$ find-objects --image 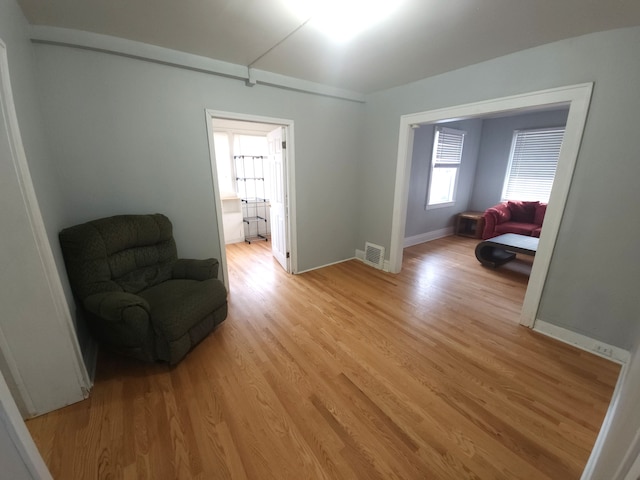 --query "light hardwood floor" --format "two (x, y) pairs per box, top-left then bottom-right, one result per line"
(26, 236), (620, 479)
